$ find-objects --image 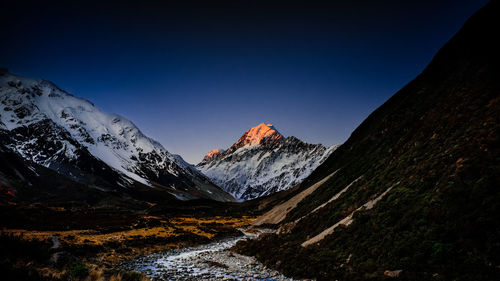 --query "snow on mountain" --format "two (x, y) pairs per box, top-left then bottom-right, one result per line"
(0, 71), (234, 202)
(233, 123), (282, 148)
(196, 123), (337, 200)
